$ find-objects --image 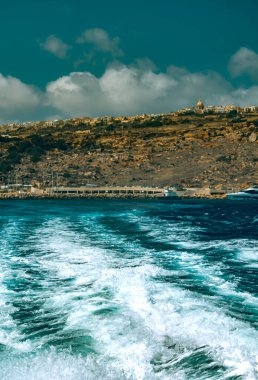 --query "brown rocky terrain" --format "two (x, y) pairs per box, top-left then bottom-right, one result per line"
(0, 112), (257, 191)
